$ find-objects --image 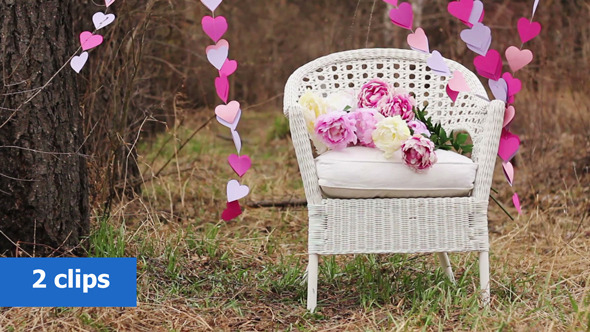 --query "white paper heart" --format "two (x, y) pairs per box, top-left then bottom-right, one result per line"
(105, 0), (116, 7)
(93, 12), (116, 30)
(226, 179), (249, 202)
(206, 42), (229, 70)
(201, 0), (222, 12)
(231, 129), (242, 154)
(70, 52), (89, 73)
